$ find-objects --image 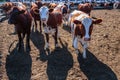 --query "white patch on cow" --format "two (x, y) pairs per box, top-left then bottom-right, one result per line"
(17, 2), (25, 10)
(39, 6), (49, 22)
(75, 14), (92, 39)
